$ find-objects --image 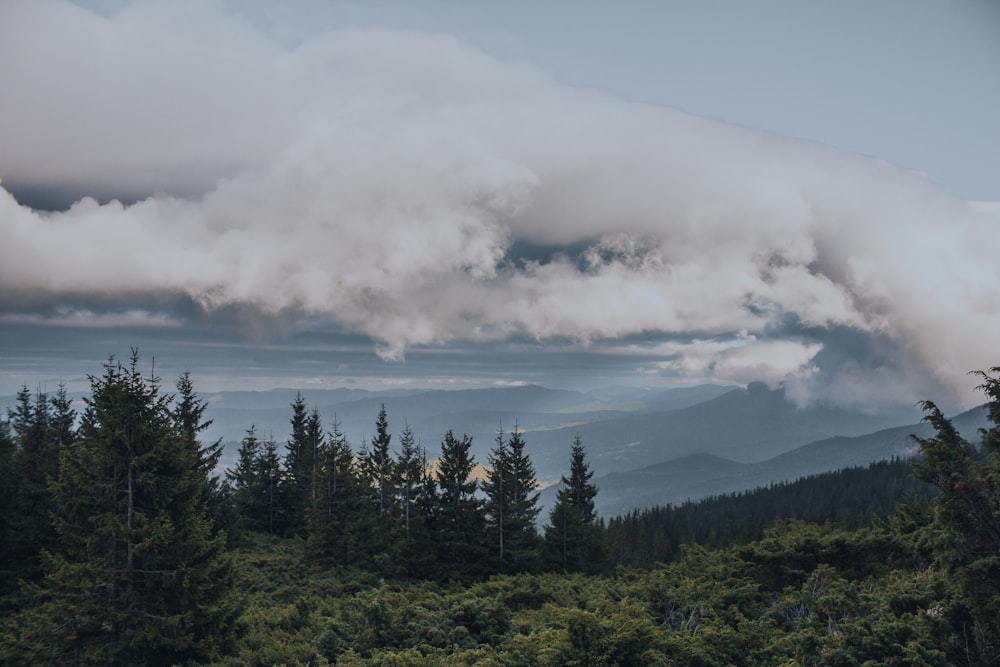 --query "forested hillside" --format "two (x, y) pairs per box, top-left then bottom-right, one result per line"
(1, 354), (998, 665)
